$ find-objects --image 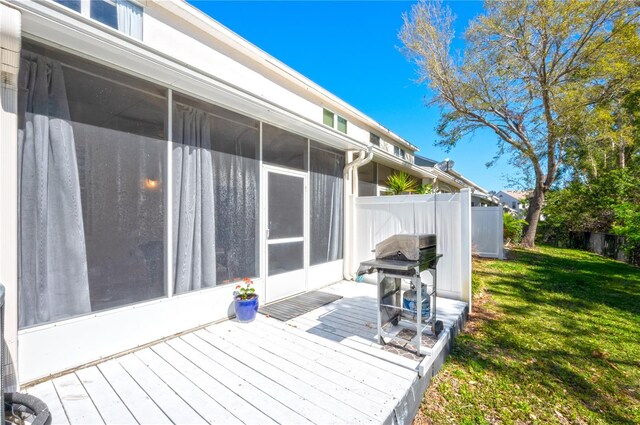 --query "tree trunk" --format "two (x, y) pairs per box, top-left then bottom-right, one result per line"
(522, 184), (546, 248)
